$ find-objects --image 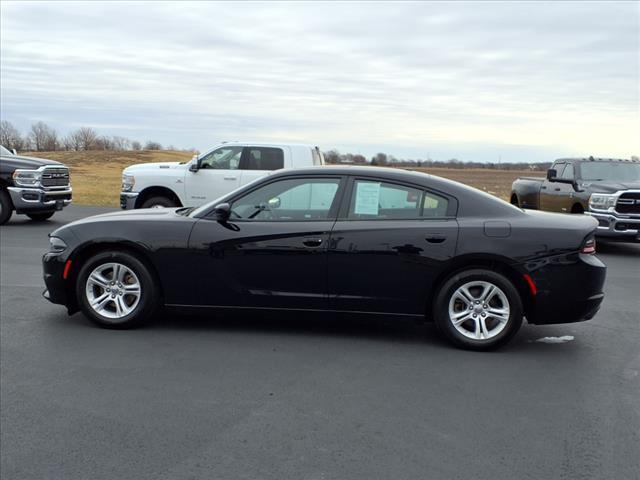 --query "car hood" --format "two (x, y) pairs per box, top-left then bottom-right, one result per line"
(123, 162), (185, 173)
(580, 180), (640, 193)
(0, 153), (64, 169)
